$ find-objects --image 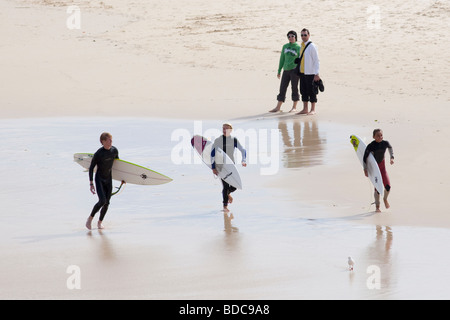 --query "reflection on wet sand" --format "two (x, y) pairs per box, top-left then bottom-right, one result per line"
(222, 212), (241, 257)
(366, 225), (393, 292)
(87, 230), (116, 261)
(223, 212), (238, 233)
(278, 118), (326, 168)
